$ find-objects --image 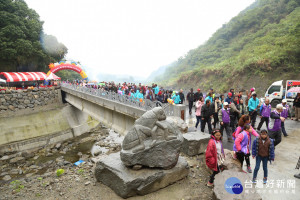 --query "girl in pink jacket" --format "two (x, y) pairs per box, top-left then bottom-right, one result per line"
(232, 115), (259, 173)
(195, 97), (204, 131)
